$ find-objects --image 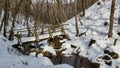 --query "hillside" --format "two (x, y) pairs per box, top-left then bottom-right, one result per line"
(0, 0), (120, 68)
